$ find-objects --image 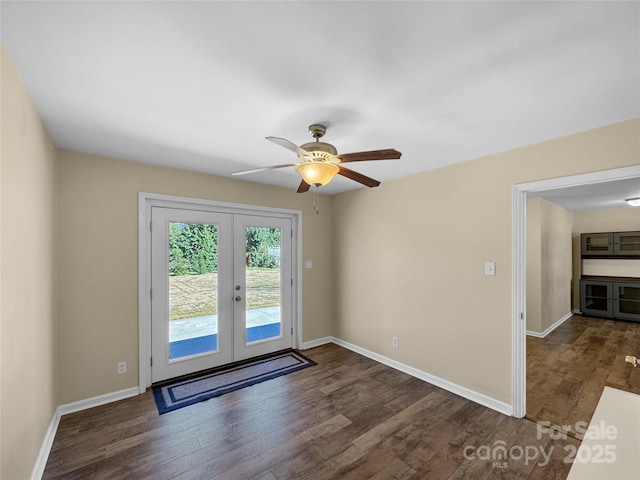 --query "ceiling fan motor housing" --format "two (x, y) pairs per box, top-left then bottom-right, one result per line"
(302, 124), (338, 157)
(300, 141), (338, 156)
